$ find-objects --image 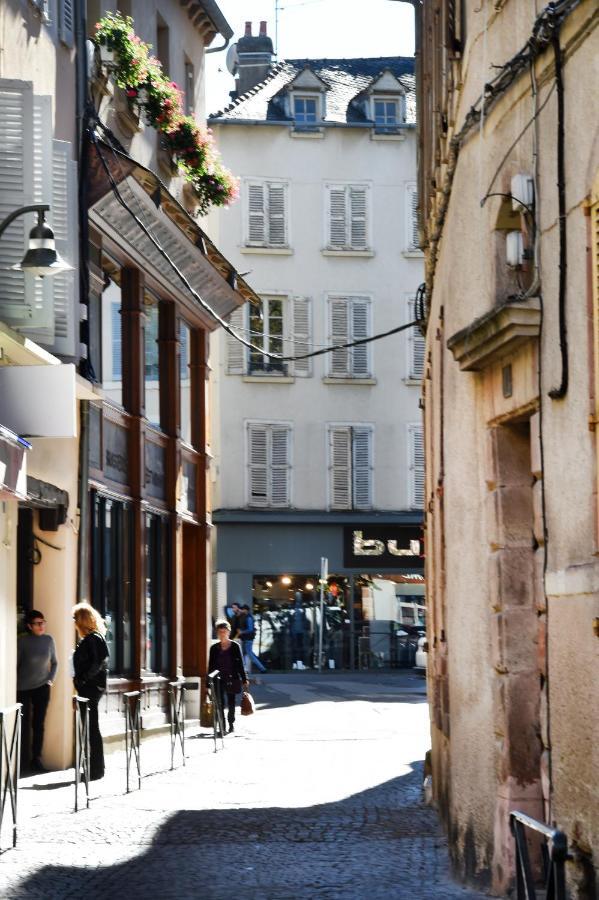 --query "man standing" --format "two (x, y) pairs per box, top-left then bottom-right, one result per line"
(239, 604), (267, 674)
(17, 610), (58, 773)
